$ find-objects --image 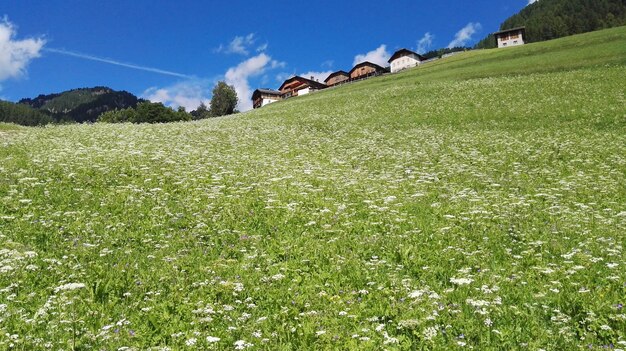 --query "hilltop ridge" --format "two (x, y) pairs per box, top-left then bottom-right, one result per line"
(475, 0), (626, 48)
(16, 87), (143, 123)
